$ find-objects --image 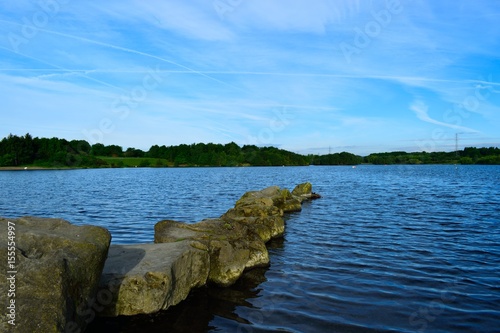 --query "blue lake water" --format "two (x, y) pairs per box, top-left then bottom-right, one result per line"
(1, 165), (499, 332)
